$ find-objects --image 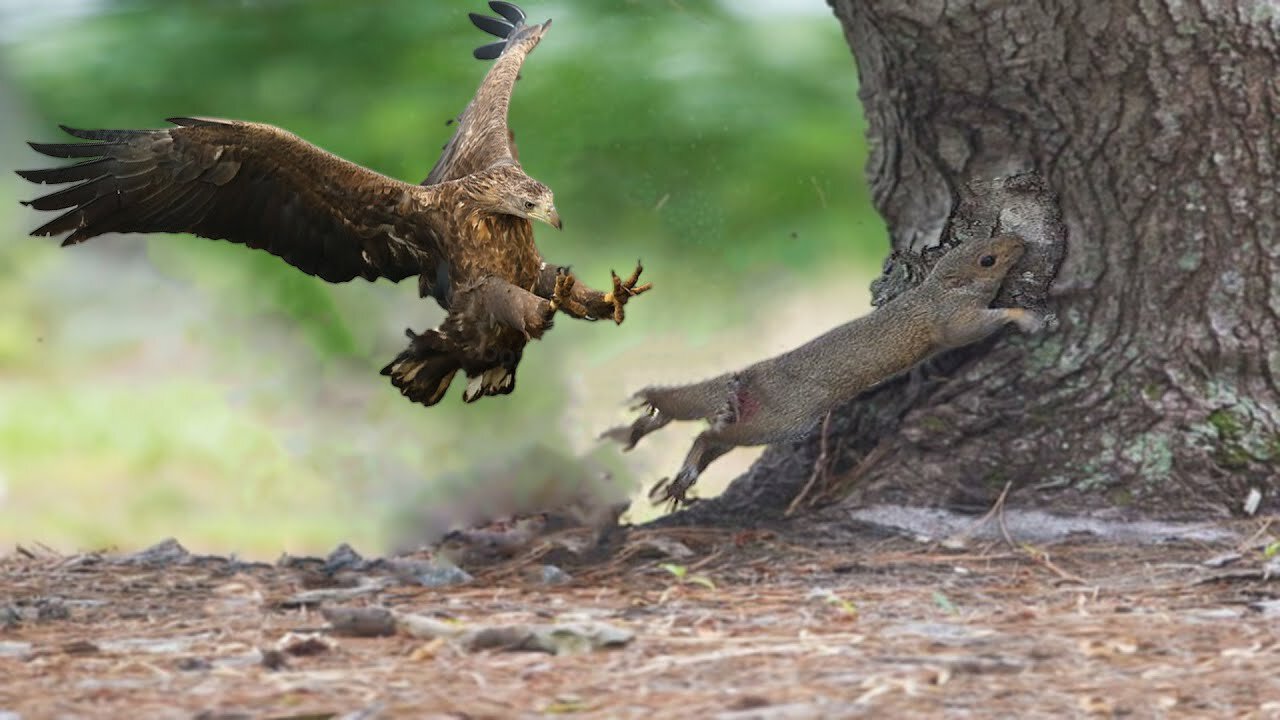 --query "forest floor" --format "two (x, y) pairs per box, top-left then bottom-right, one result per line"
(2, 514), (1279, 720)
